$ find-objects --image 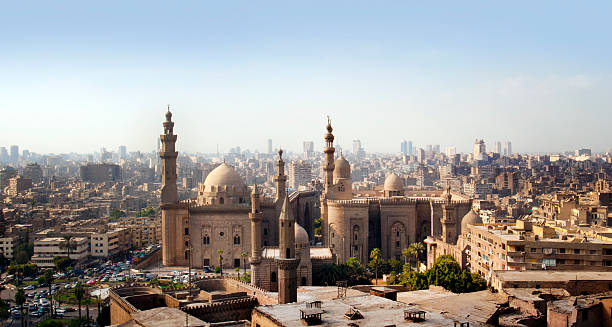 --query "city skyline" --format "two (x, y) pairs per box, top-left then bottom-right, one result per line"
(2, 2), (612, 154)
